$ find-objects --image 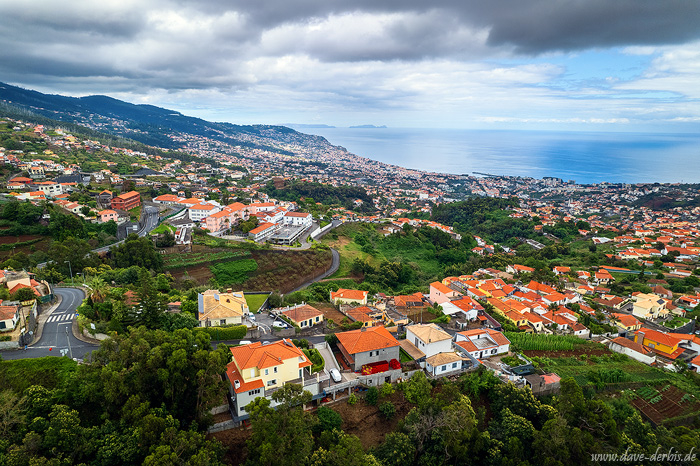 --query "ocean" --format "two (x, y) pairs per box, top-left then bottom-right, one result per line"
(306, 127), (700, 184)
